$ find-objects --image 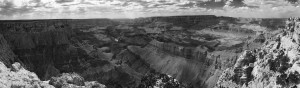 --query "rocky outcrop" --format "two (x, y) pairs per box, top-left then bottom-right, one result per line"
(138, 70), (183, 88)
(0, 61), (107, 88)
(0, 62), (55, 88)
(216, 18), (300, 88)
(49, 73), (106, 88)
(49, 73), (85, 87)
(0, 33), (56, 87)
